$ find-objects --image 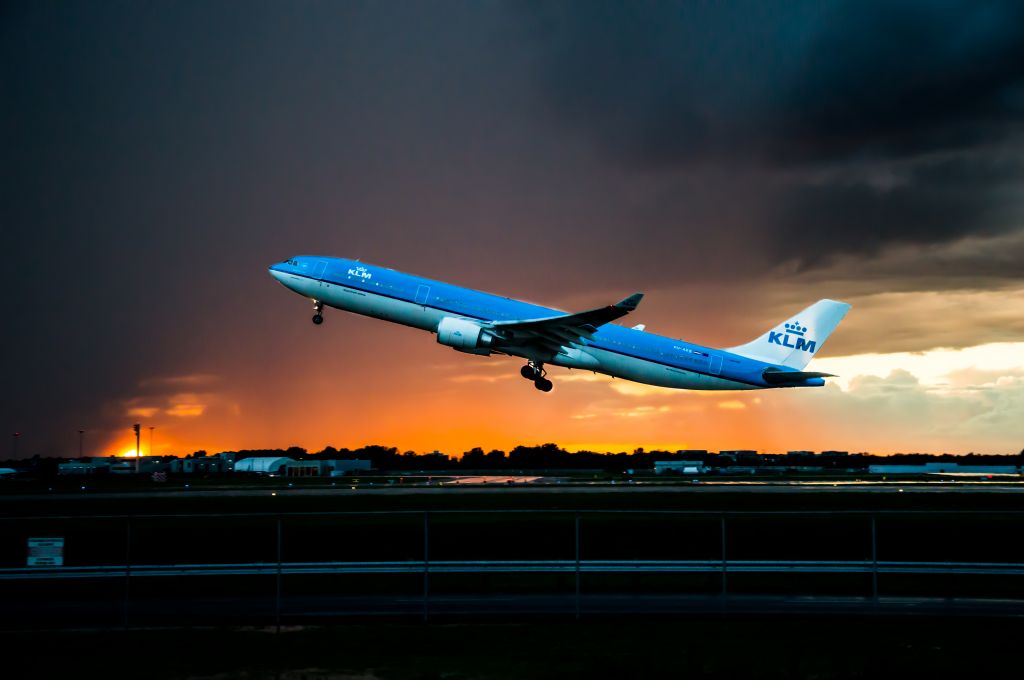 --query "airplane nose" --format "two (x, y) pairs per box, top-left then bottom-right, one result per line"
(268, 263), (288, 283)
